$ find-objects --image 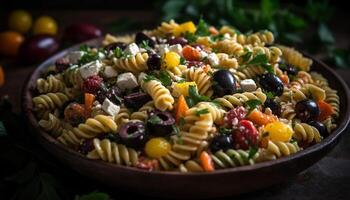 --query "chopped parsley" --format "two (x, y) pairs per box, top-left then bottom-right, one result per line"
(180, 57), (186, 65)
(188, 85), (211, 106)
(195, 17), (210, 36)
(139, 40), (151, 50)
(248, 146), (259, 159)
(219, 127), (232, 135)
(265, 91), (275, 99)
(195, 108), (209, 116)
(178, 117), (186, 127)
(184, 32), (198, 43)
(148, 115), (162, 124)
(245, 99), (262, 112)
(247, 53), (269, 65)
(143, 75), (157, 82)
(158, 70), (172, 87)
(210, 34), (225, 42)
(172, 124), (180, 137)
(114, 47), (125, 58)
(242, 48), (253, 62)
